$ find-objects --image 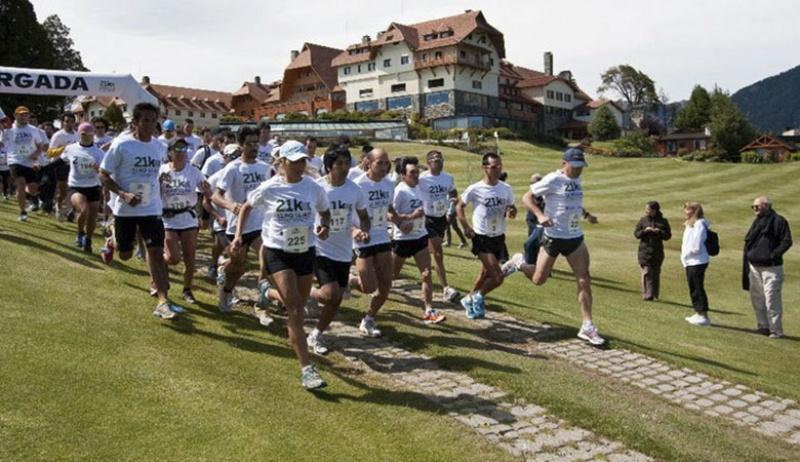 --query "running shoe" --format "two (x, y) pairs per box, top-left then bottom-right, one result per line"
(472, 293), (486, 319)
(501, 253), (525, 277)
(577, 323), (606, 346)
(28, 201), (40, 212)
(423, 309), (447, 325)
(169, 303), (186, 314)
(685, 313), (710, 327)
(359, 316), (382, 338)
(301, 365), (327, 390)
(218, 286), (234, 313)
(257, 279), (271, 308)
(255, 309), (274, 327)
(75, 234), (85, 247)
(216, 265), (226, 287)
(55, 205), (65, 222)
(307, 331), (330, 355)
(100, 241), (114, 264)
(18, 212), (28, 222)
(443, 240), (451, 247)
(443, 286), (461, 303)
(461, 295), (477, 319)
(458, 242), (466, 249)
(82, 238), (92, 254)
(207, 265), (217, 281)
(152, 302), (176, 320)
(182, 289), (197, 304)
